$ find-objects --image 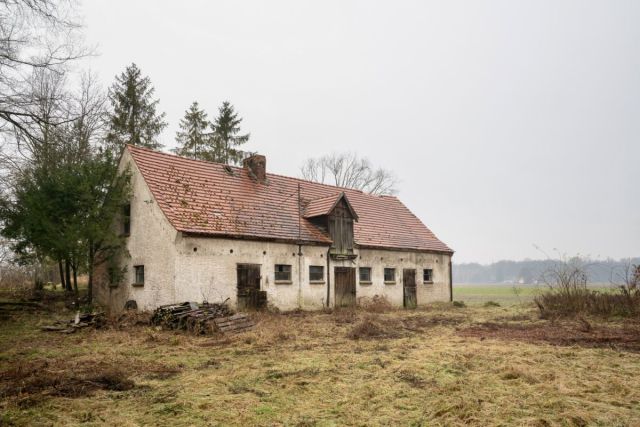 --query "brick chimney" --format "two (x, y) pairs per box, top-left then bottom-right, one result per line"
(243, 154), (267, 183)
